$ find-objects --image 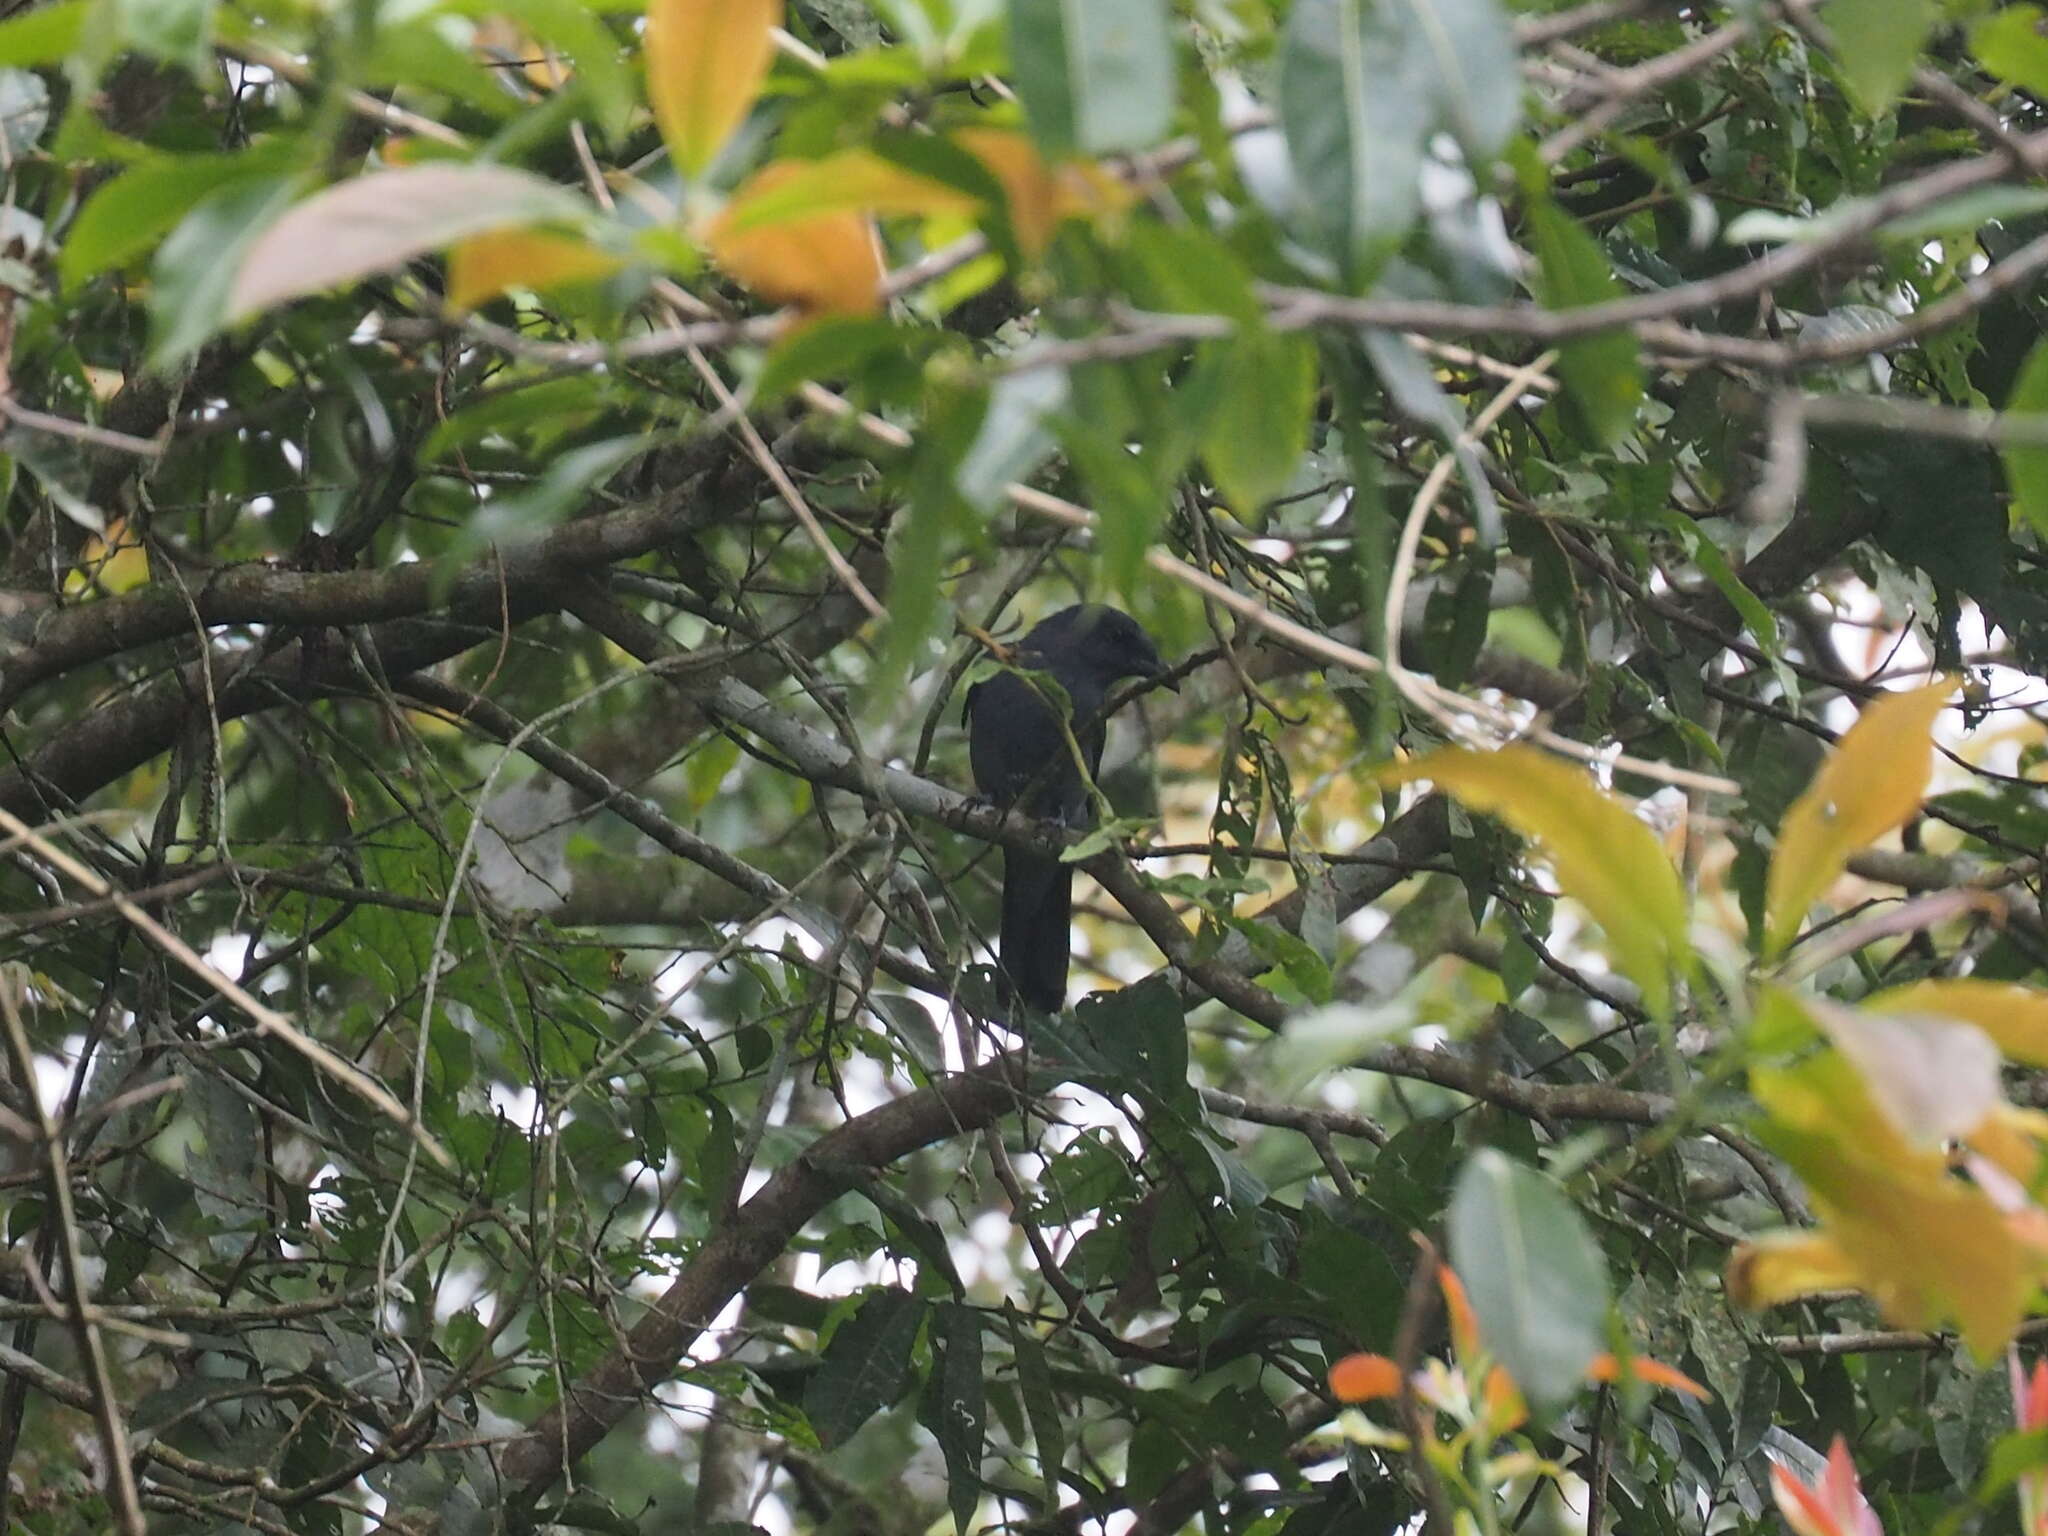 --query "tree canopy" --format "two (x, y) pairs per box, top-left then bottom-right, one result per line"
(6, 0), (2048, 1532)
